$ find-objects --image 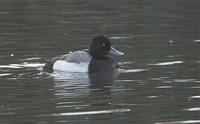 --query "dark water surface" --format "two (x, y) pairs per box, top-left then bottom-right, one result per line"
(0, 0), (200, 124)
